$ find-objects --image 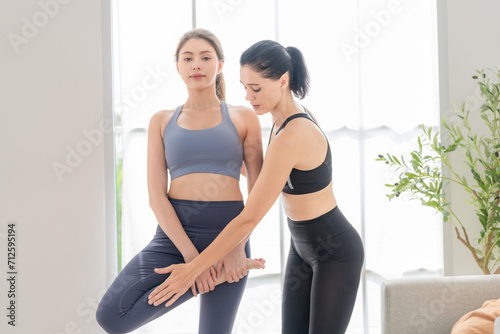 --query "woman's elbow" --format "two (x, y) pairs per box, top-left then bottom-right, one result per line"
(148, 194), (165, 211)
(243, 216), (260, 231)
